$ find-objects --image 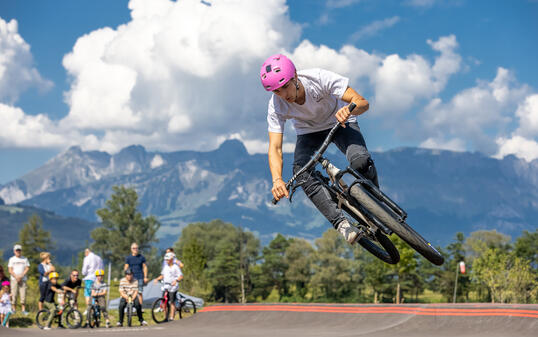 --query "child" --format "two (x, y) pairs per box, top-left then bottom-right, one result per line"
(0, 281), (11, 327)
(42, 272), (64, 330)
(154, 253), (183, 321)
(90, 269), (110, 328)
